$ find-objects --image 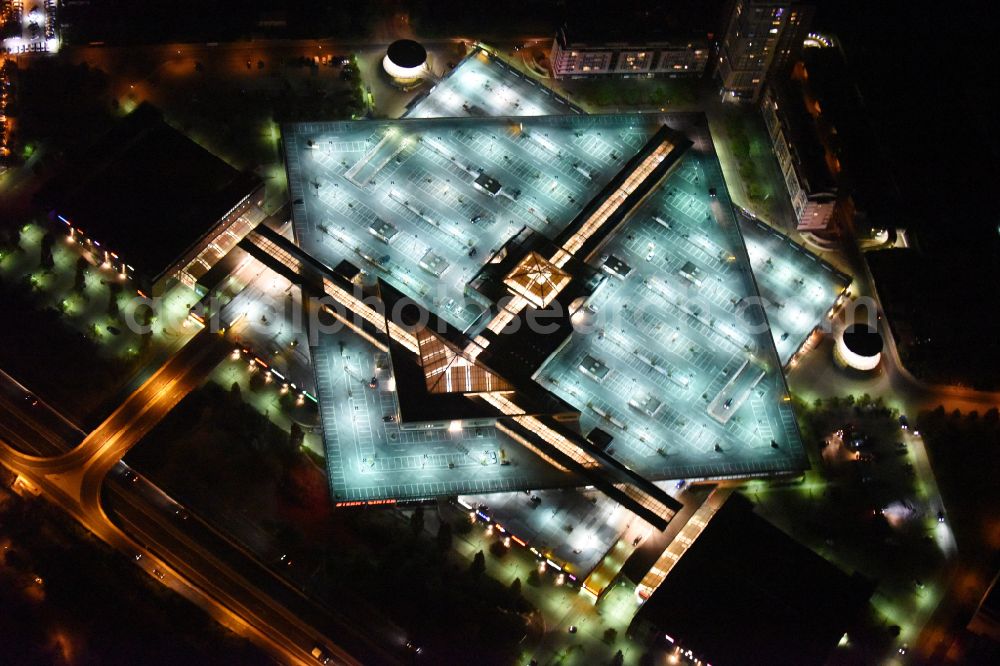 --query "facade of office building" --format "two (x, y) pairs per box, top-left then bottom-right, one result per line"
(39, 104), (265, 295)
(717, 0), (813, 102)
(761, 84), (837, 230)
(550, 26), (710, 79)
